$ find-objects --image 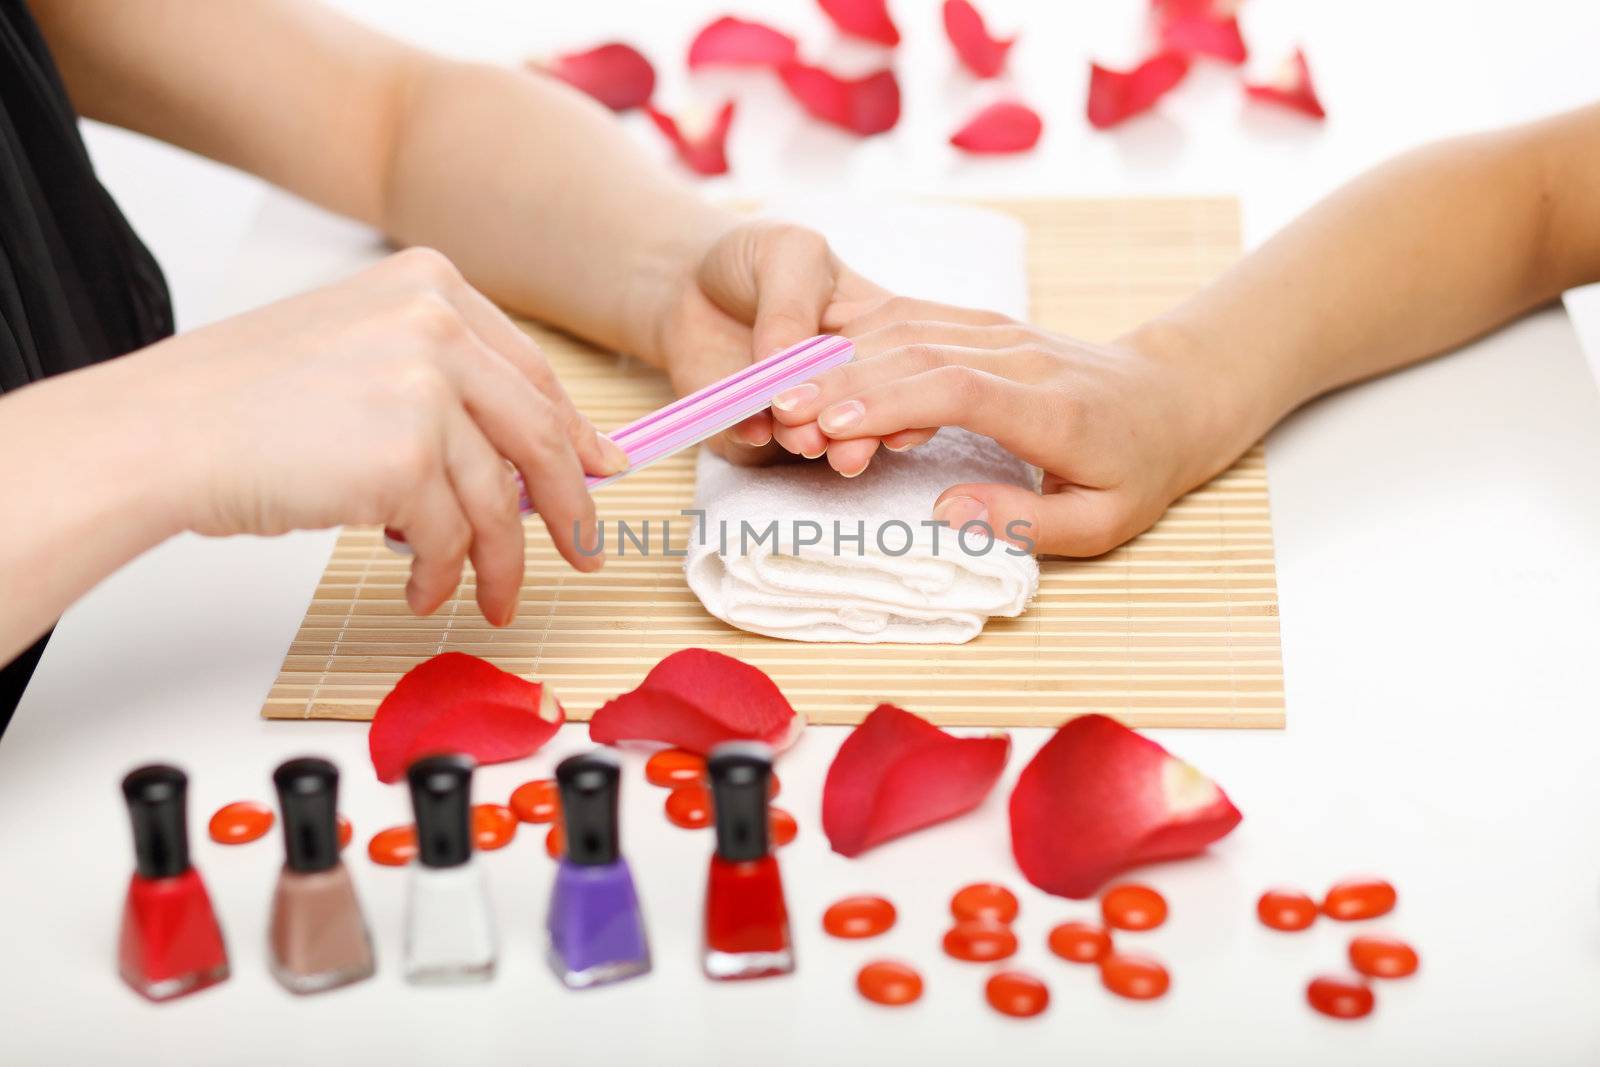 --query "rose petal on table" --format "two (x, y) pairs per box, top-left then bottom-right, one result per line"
(1244, 48), (1326, 119)
(778, 62), (901, 135)
(533, 42), (655, 111)
(823, 703), (1010, 857)
(688, 16), (799, 69)
(368, 652), (565, 783)
(647, 101), (736, 176)
(942, 0), (1015, 78)
(1157, 10), (1248, 64)
(818, 0), (901, 47)
(589, 648), (804, 754)
(1009, 714), (1241, 898)
(1086, 51), (1190, 130)
(949, 101), (1042, 153)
